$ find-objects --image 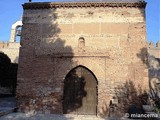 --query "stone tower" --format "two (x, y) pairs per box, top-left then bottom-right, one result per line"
(17, 0), (148, 116)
